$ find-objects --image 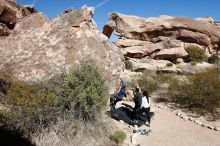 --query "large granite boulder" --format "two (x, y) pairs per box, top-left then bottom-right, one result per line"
(154, 47), (188, 61)
(130, 58), (179, 72)
(115, 38), (184, 59)
(105, 13), (220, 49)
(0, 6), (124, 85)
